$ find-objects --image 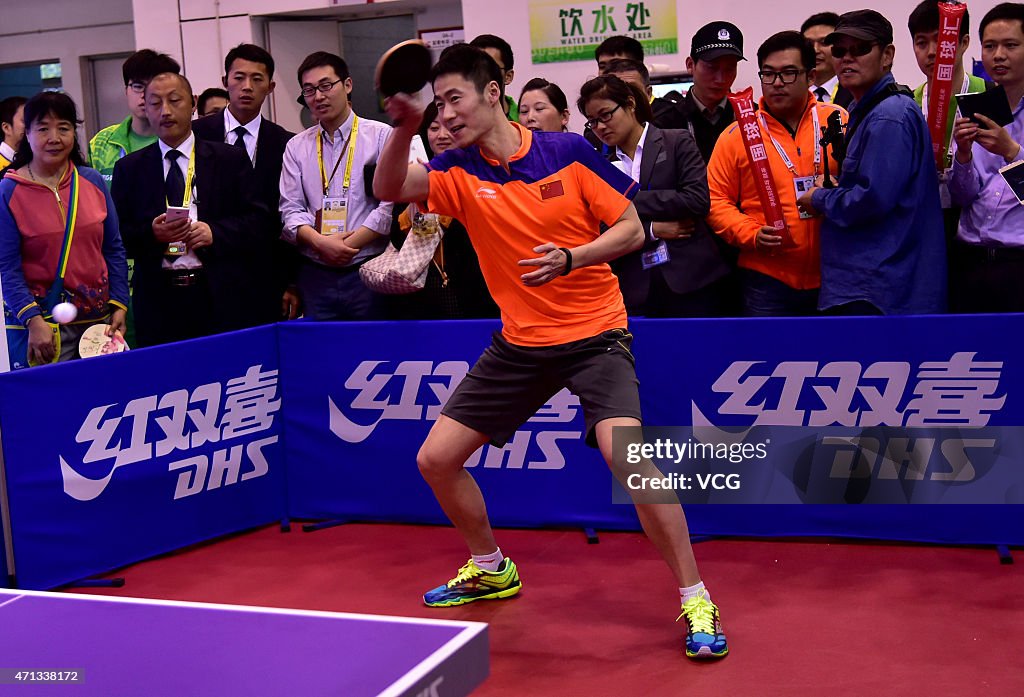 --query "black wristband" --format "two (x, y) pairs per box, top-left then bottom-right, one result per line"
(559, 247), (572, 276)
